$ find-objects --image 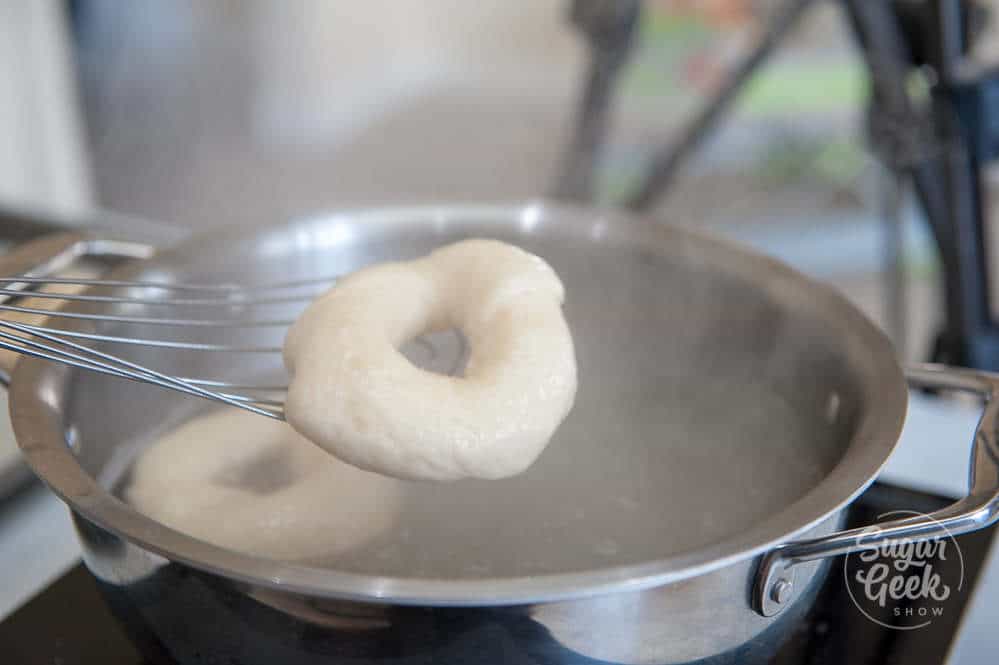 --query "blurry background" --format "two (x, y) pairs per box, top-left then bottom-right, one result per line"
(68, 0), (864, 221)
(11, 0), (980, 360)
